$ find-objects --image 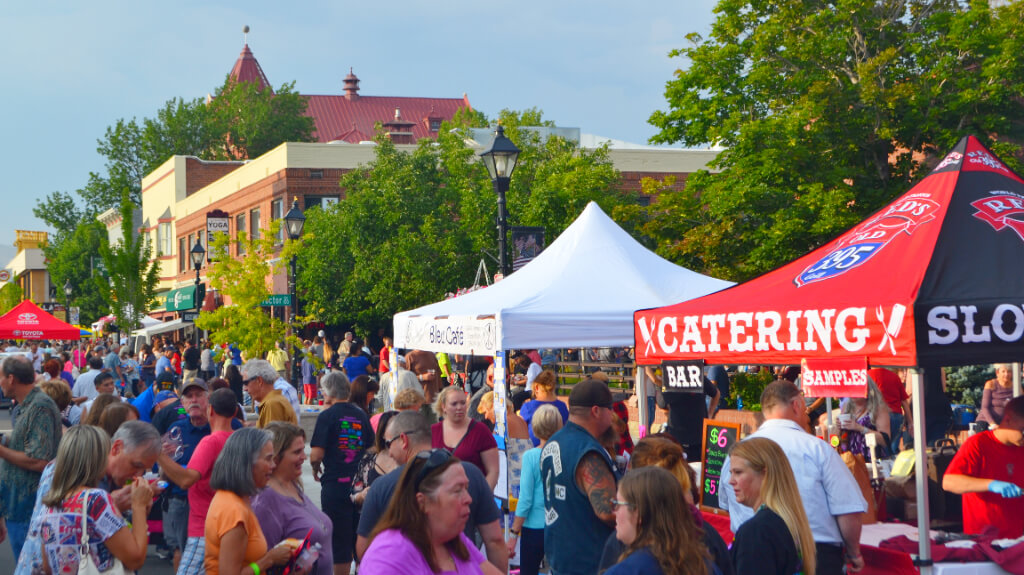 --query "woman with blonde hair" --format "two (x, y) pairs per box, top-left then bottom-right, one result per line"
(604, 466), (710, 575)
(431, 386), (499, 489)
(477, 390), (530, 440)
(507, 404), (563, 575)
(600, 435), (732, 575)
(728, 437), (816, 575)
(518, 369), (569, 446)
(34, 425), (153, 572)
